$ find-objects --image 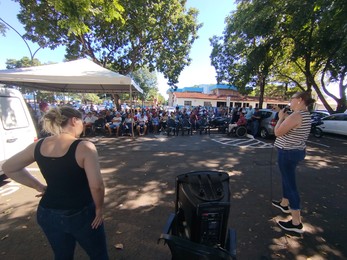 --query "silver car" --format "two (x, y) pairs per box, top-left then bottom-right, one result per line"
(258, 109), (278, 138)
